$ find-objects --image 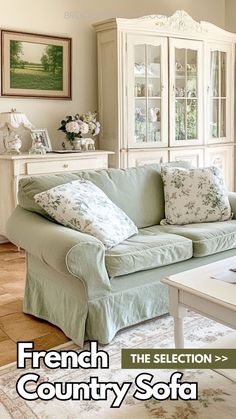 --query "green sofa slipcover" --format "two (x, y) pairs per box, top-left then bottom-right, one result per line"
(6, 164), (236, 346)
